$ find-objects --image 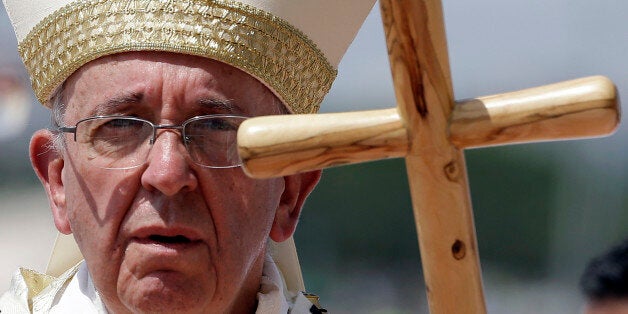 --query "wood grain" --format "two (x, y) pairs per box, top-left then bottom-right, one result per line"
(238, 108), (407, 178)
(379, 0), (486, 313)
(451, 76), (619, 148)
(238, 76), (619, 178)
(234, 2), (621, 313)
